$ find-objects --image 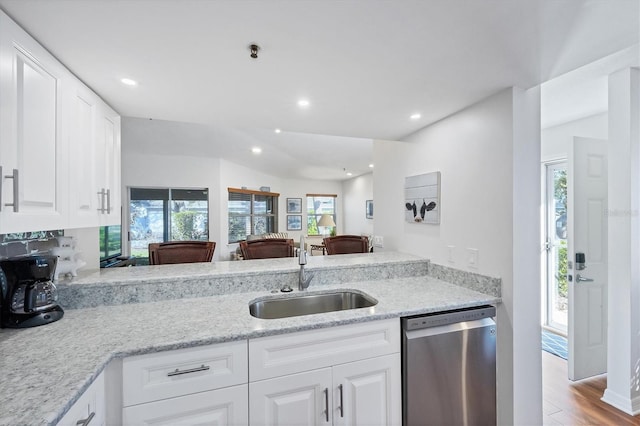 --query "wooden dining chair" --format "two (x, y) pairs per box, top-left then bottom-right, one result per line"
(239, 238), (295, 259)
(323, 235), (369, 255)
(148, 241), (216, 265)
